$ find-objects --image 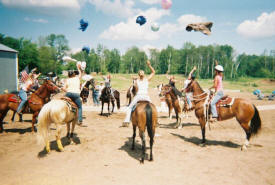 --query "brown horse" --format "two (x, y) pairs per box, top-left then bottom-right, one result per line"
(0, 80), (59, 133)
(184, 80), (261, 150)
(131, 101), (158, 163)
(100, 86), (120, 116)
(160, 84), (184, 128)
(157, 84), (173, 119)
